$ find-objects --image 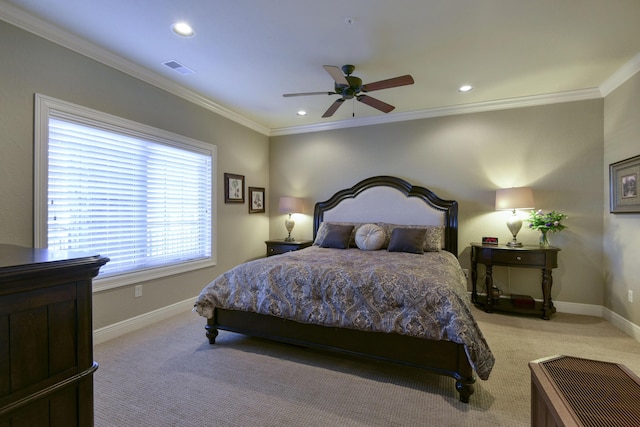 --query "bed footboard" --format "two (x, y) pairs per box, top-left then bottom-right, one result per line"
(206, 309), (476, 403)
